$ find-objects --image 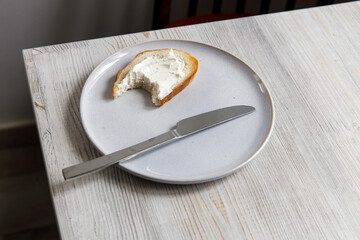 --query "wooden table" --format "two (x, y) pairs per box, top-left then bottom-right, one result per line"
(23, 2), (360, 239)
